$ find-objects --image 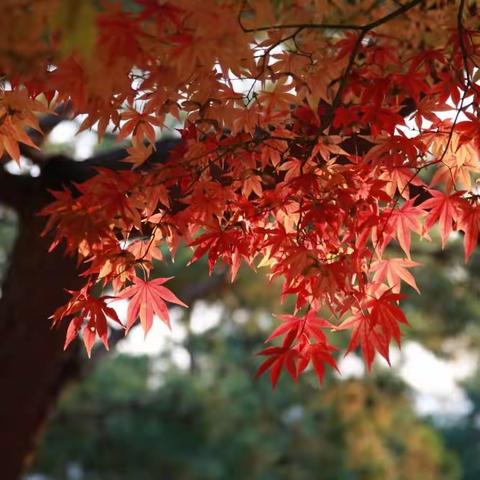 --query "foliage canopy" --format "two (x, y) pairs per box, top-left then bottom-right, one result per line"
(2, 0), (480, 385)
